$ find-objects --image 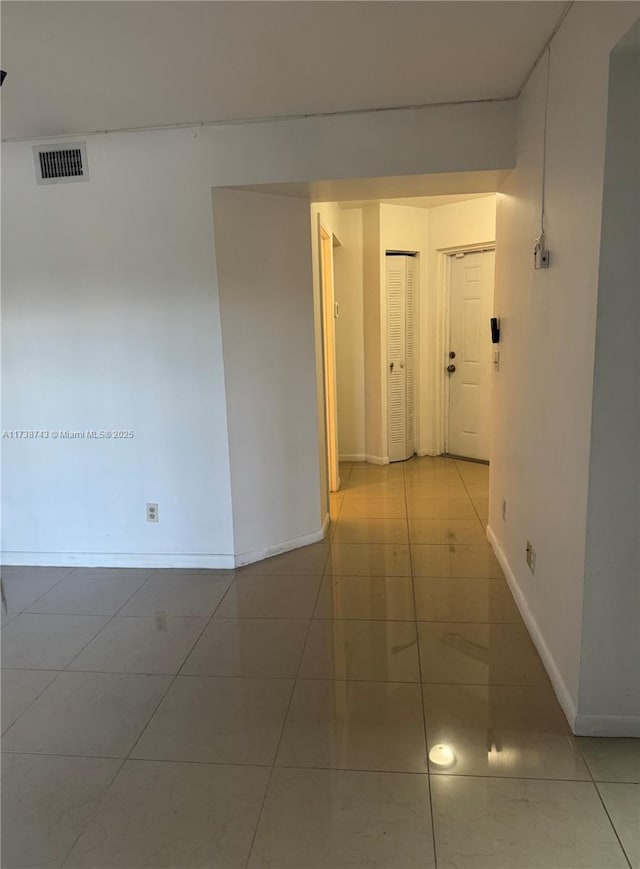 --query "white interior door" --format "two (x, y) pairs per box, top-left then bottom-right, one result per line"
(447, 249), (494, 461)
(387, 255), (416, 463)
